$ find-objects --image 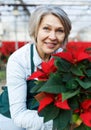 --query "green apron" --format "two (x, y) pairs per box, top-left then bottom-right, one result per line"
(0, 44), (39, 118)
